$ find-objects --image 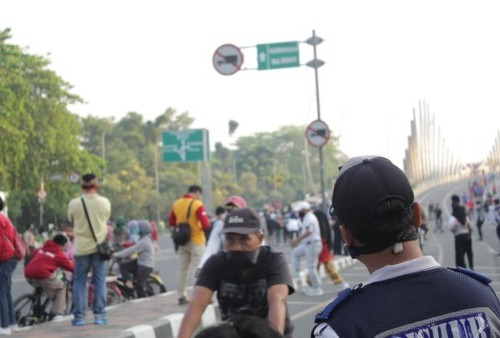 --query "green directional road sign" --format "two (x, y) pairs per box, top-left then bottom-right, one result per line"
(257, 41), (300, 70)
(162, 129), (210, 163)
